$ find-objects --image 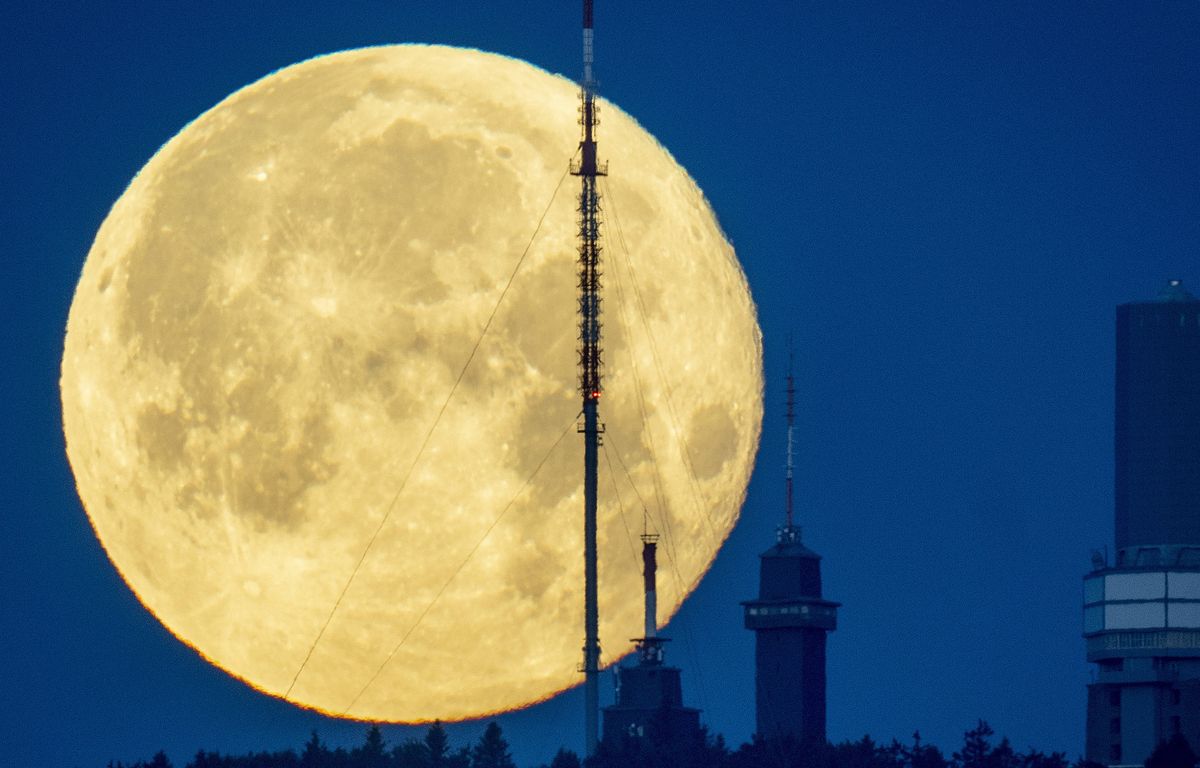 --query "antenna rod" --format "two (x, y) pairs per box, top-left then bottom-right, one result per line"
(573, 0), (606, 757)
(785, 349), (795, 529)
